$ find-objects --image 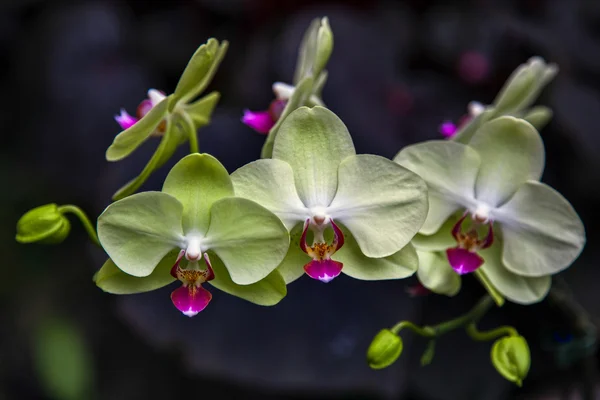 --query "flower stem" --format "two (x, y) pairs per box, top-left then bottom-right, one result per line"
(182, 112), (199, 154)
(465, 323), (518, 341)
(392, 295), (495, 338)
(57, 205), (100, 247)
